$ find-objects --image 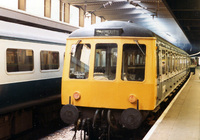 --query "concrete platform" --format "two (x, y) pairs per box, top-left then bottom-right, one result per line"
(144, 67), (200, 140)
